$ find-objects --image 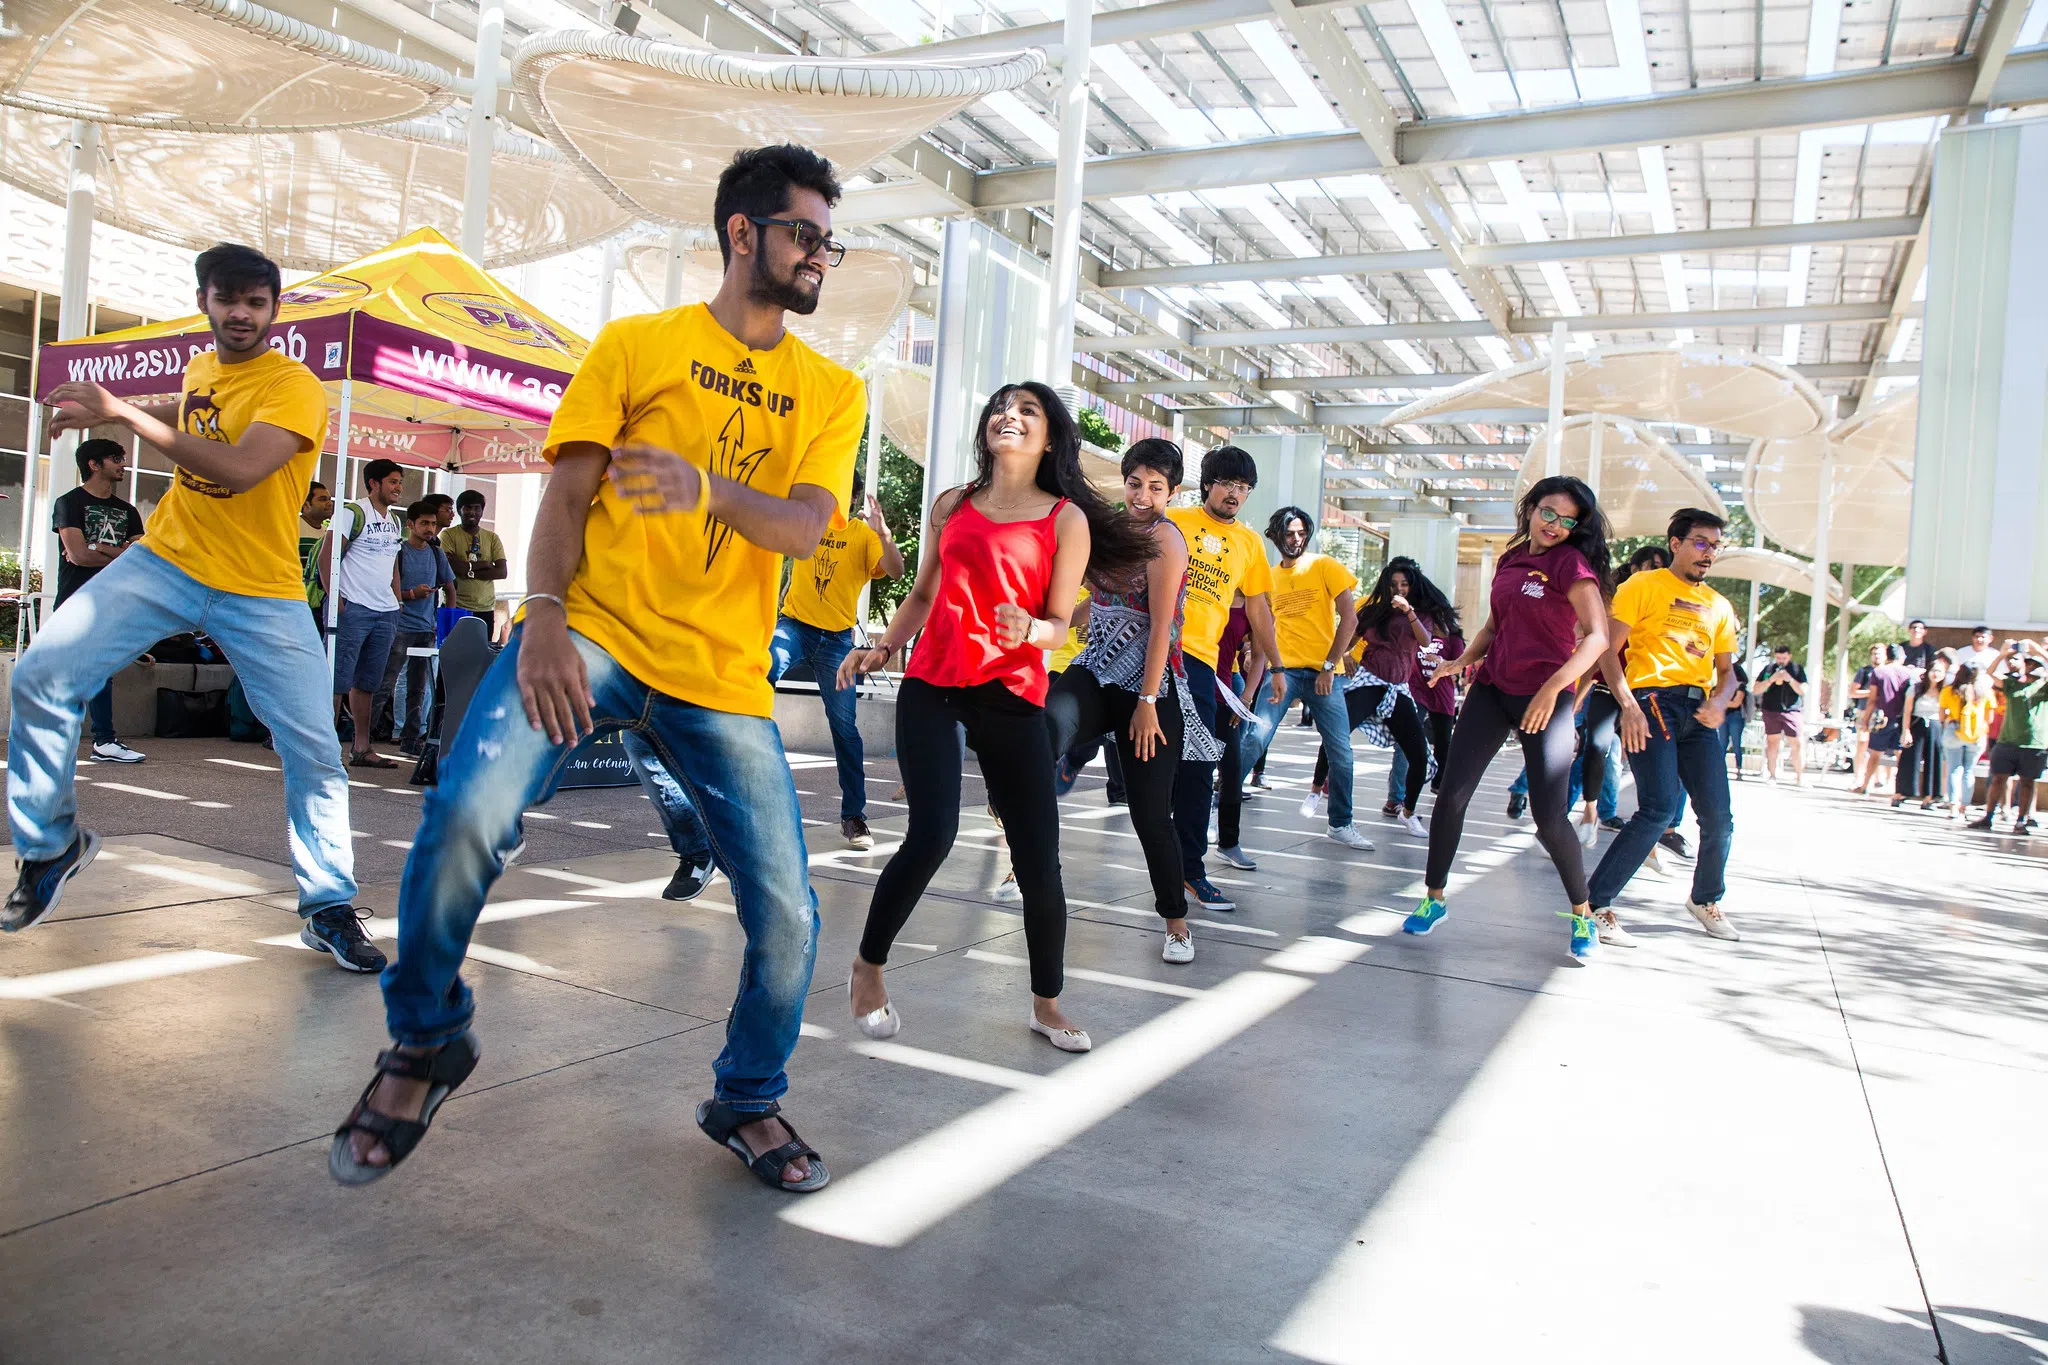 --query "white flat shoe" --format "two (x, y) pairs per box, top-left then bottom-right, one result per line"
(1162, 931), (1194, 964)
(1030, 1018), (1092, 1052)
(849, 979), (901, 1039)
